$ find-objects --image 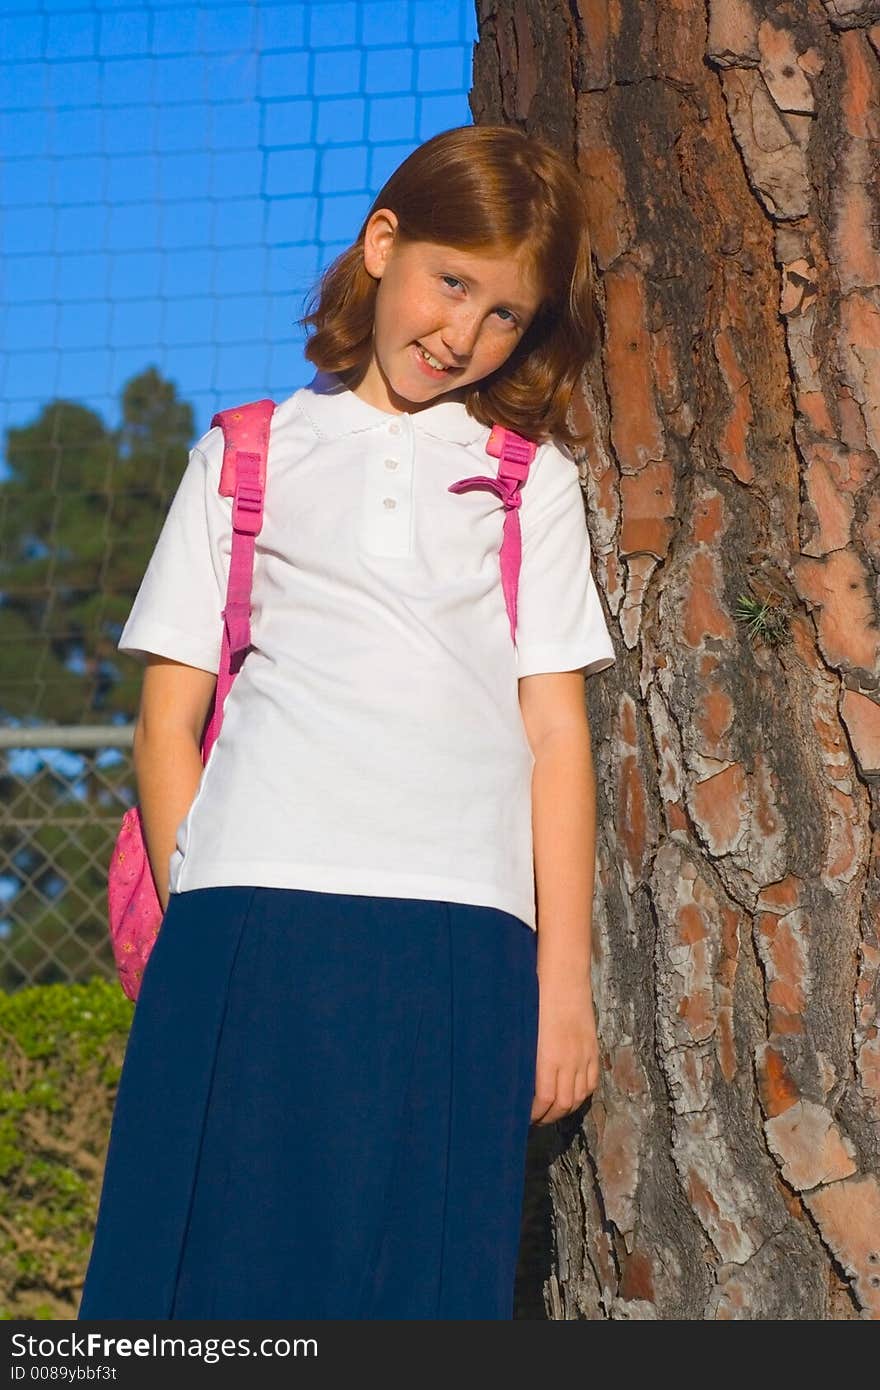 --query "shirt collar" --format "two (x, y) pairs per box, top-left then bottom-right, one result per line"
(296, 369), (490, 447)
